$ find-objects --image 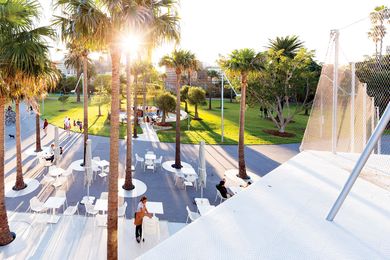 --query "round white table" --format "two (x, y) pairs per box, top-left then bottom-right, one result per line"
(162, 160), (193, 173)
(69, 159), (100, 172)
(48, 166), (65, 177)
